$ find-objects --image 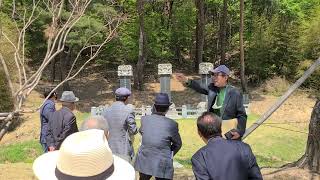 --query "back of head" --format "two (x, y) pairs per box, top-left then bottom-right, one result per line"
(197, 112), (222, 139)
(43, 88), (56, 99)
(81, 116), (109, 137)
(115, 87), (131, 102)
(153, 93), (171, 114)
